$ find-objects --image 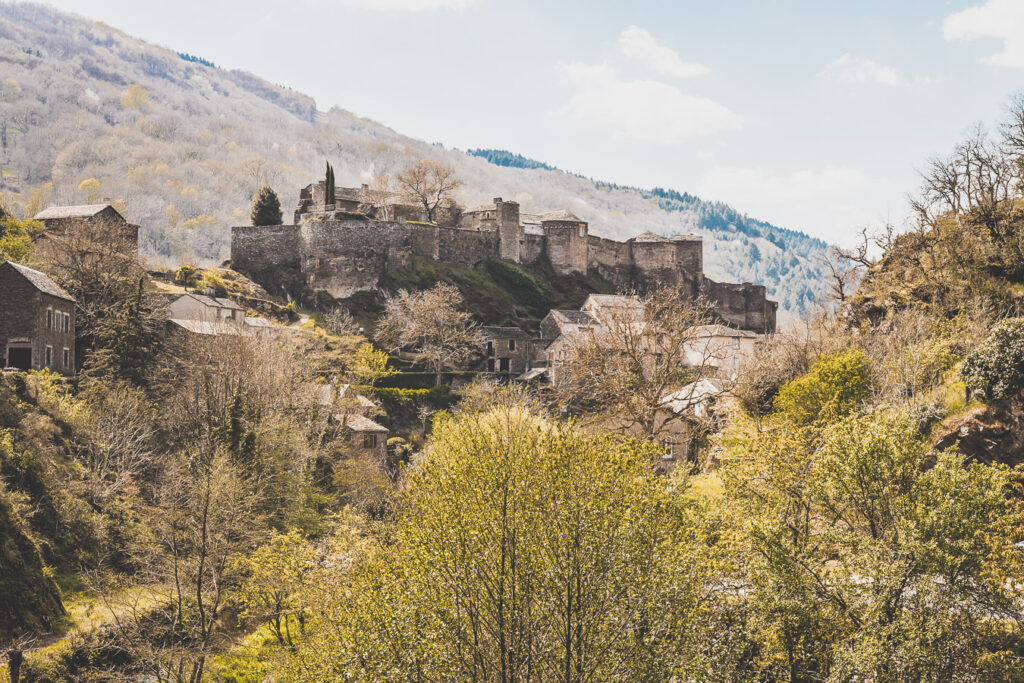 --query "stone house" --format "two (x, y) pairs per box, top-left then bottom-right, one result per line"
(337, 413), (389, 460)
(0, 261), (76, 375)
(34, 203), (140, 249)
(166, 292), (247, 337)
(480, 326), (534, 374)
(683, 325), (760, 378)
